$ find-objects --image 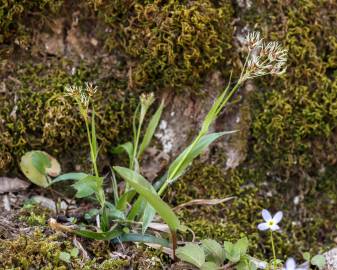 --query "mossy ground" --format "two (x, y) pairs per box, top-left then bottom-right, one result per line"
(164, 0), (337, 261)
(0, 228), (130, 270)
